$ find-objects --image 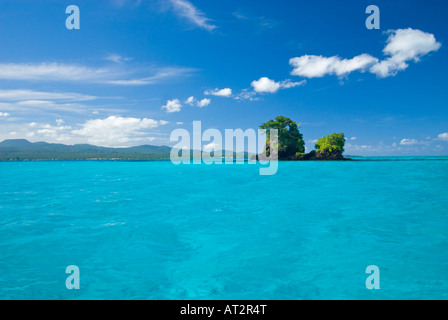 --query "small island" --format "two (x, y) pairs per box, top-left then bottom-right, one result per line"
(254, 116), (351, 161)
